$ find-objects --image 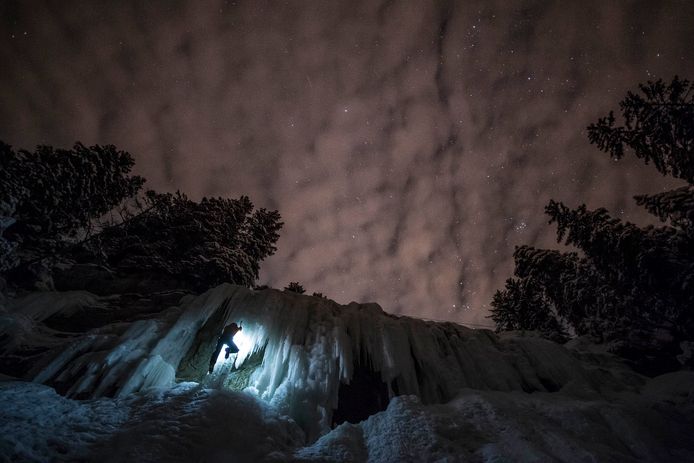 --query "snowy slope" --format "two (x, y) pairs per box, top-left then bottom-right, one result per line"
(1, 283), (693, 461)
(297, 375), (694, 463)
(0, 380), (303, 462)
(21, 285), (640, 437)
(2, 372), (693, 462)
